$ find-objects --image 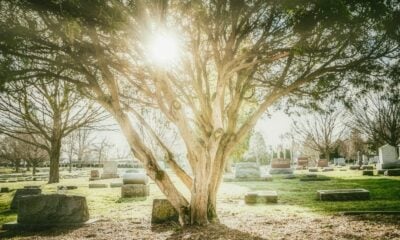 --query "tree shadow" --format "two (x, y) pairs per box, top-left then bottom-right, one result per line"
(153, 223), (266, 240)
(0, 225), (82, 239)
